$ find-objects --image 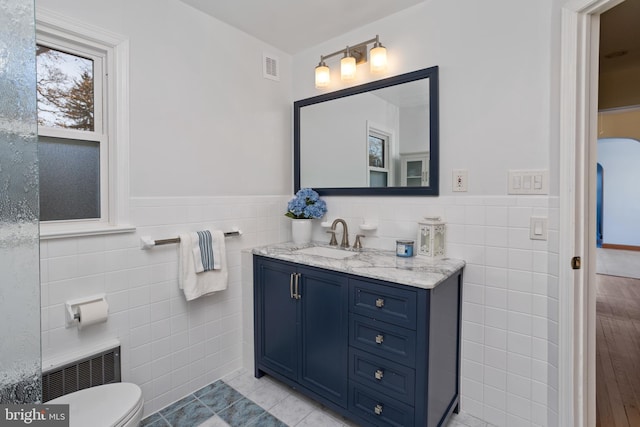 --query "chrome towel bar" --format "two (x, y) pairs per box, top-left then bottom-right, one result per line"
(140, 229), (242, 250)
